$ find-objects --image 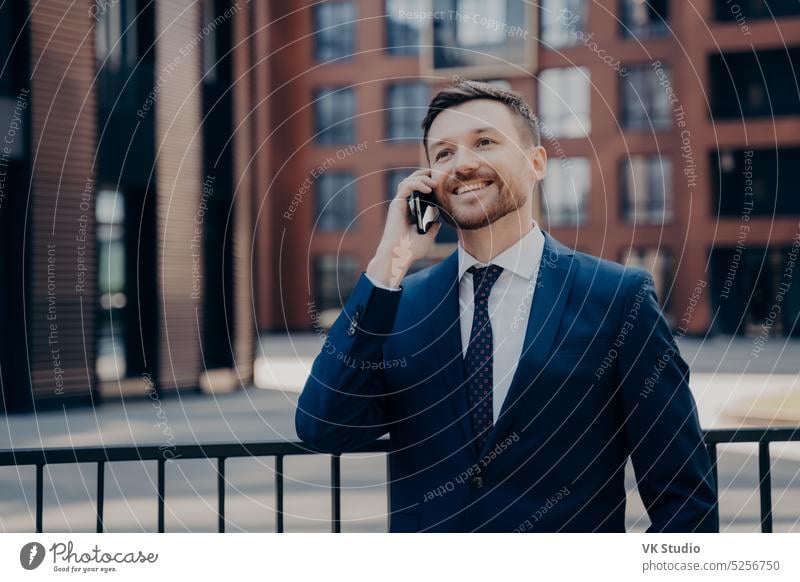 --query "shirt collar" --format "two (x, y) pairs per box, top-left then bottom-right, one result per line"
(457, 220), (545, 282)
